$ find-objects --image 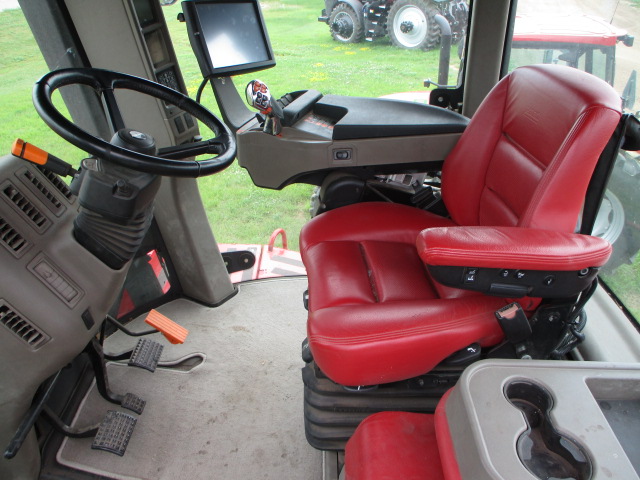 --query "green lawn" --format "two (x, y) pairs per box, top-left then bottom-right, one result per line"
(0, 1), (447, 251)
